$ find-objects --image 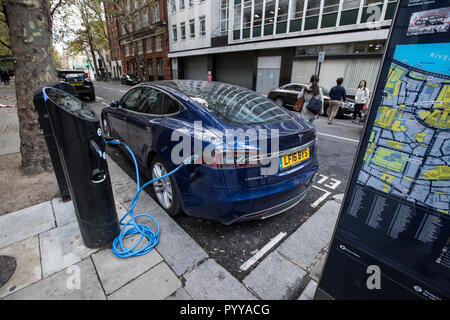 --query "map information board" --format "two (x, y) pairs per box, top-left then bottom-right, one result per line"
(317, 0), (450, 300)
